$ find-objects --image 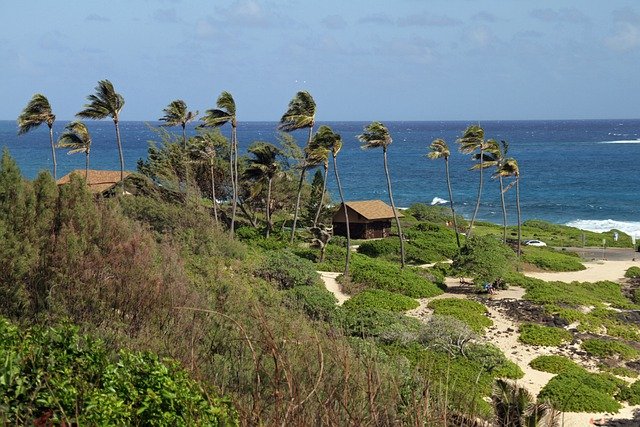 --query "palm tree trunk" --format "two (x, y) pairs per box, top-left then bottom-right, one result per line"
(182, 124), (187, 149)
(468, 148), (484, 238)
(211, 163), (219, 226)
(289, 167), (307, 243)
(114, 119), (125, 183)
(499, 176), (508, 244)
(384, 147), (405, 268)
(266, 177), (273, 238)
(289, 125), (314, 243)
(516, 175), (522, 260)
(230, 123), (238, 238)
(48, 124), (57, 180)
(313, 162), (328, 227)
(85, 151), (90, 180)
(182, 123), (189, 199)
(333, 152), (350, 277)
(445, 158), (461, 248)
